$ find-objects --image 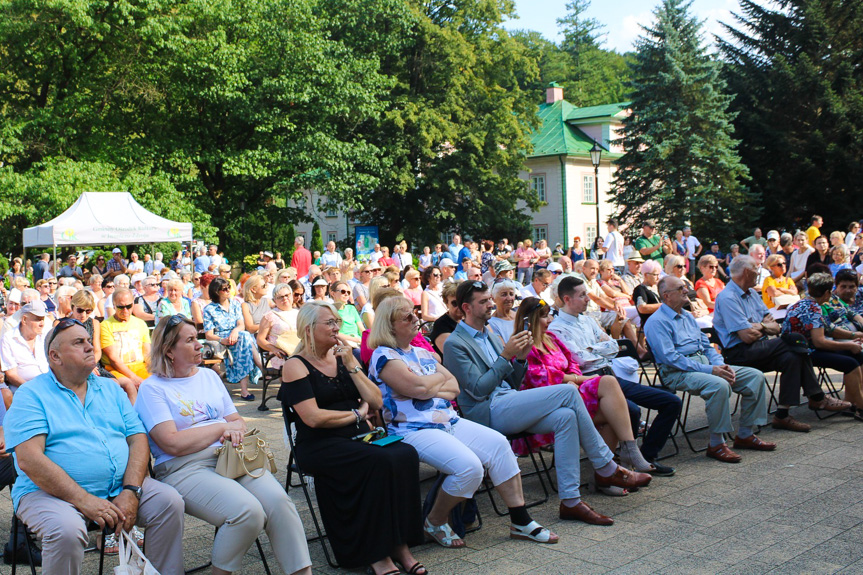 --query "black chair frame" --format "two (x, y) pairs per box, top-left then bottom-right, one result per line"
(11, 514), (108, 575)
(258, 348), (283, 411)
